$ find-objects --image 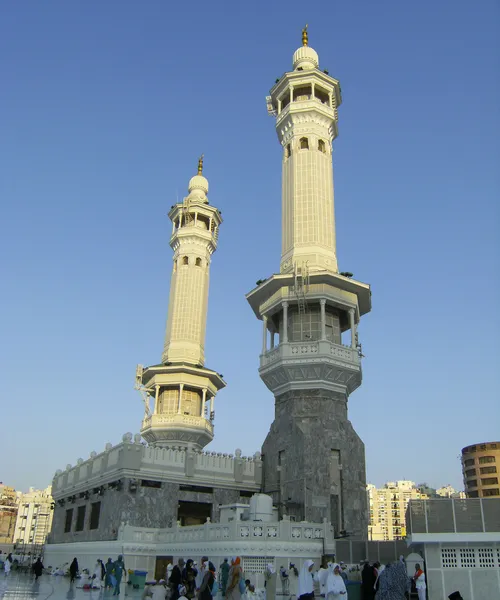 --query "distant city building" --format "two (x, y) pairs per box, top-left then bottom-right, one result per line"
(13, 486), (54, 549)
(462, 441), (500, 498)
(0, 484), (19, 544)
(367, 481), (429, 540)
(436, 484), (465, 498)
